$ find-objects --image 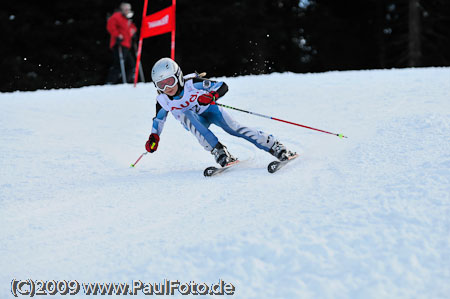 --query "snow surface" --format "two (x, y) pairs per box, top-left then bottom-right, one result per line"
(1, 68), (449, 298)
